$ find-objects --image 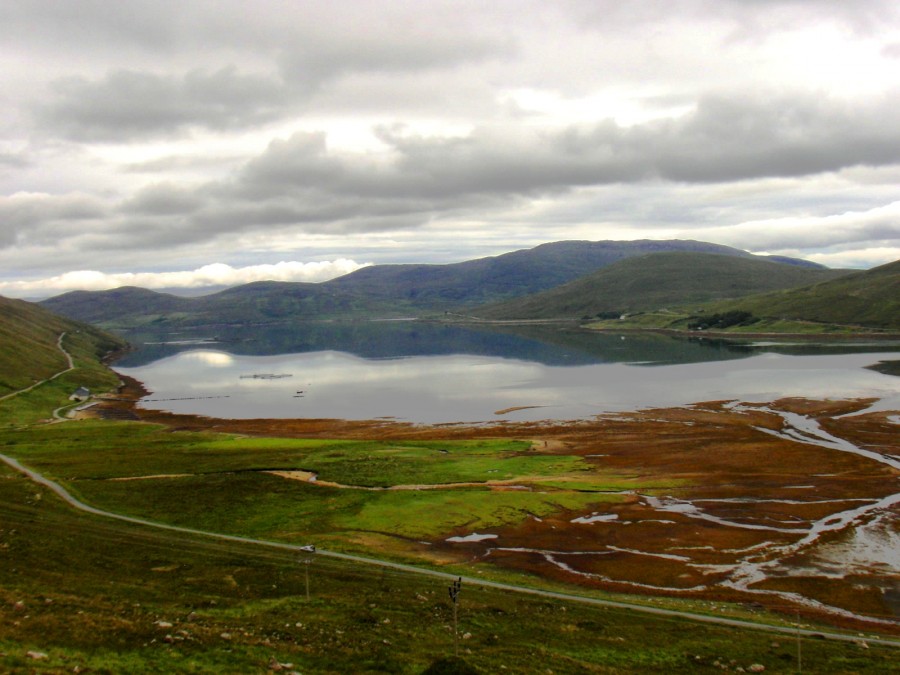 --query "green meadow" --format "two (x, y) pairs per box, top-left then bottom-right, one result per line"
(3, 419), (629, 545)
